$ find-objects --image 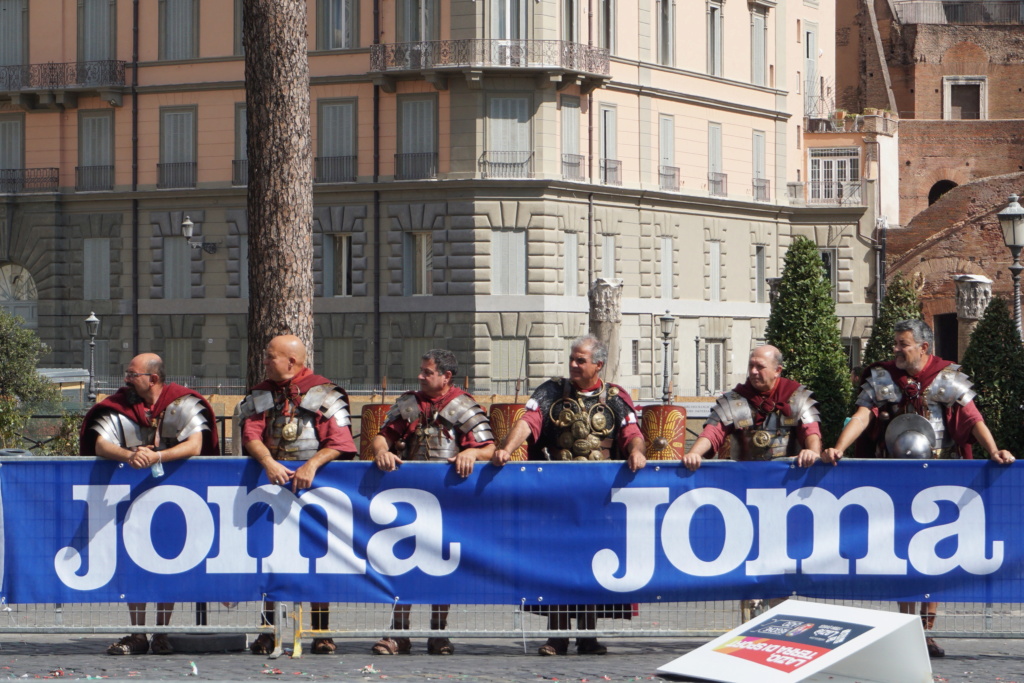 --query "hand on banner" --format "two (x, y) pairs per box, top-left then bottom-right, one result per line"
(990, 449), (1016, 465)
(128, 446), (159, 469)
(449, 450), (476, 478)
(374, 449), (403, 472)
(491, 448), (511, 467)
(679, 451), (703, 471)
(821, 448), (844, 465)
(264, 460), (294, 487)
(291, 461), (319, 491)
(795, 449), (822, 468)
